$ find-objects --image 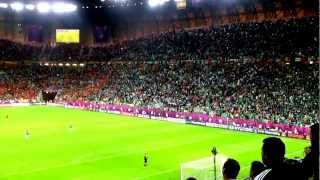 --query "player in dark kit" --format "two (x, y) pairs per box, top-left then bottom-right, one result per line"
(144, 153), (148, 167)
